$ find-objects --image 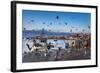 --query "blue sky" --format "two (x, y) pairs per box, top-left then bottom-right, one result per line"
(22, 10), (91, 33)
